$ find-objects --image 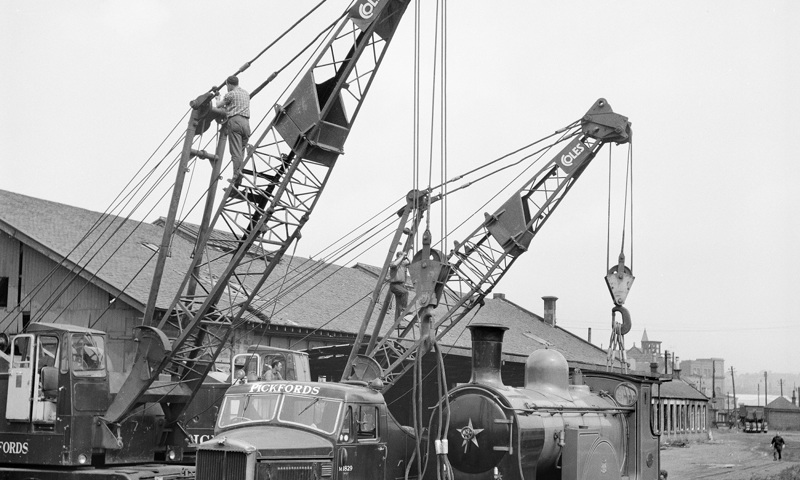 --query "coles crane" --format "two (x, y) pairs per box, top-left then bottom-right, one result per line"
(0, 1), (411, 479)
(192, 99), (664, 480)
